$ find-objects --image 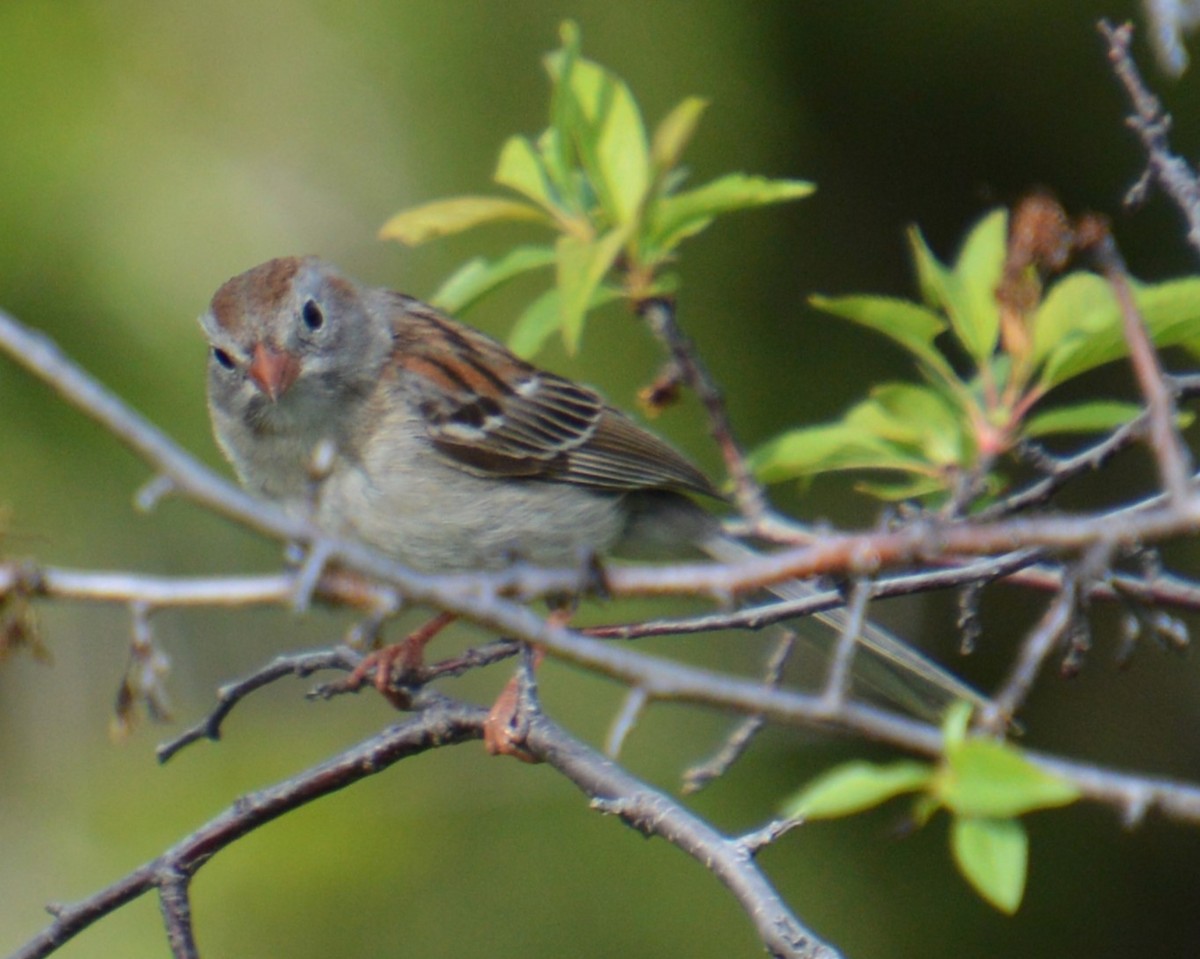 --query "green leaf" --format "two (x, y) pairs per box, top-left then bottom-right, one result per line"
(650, 173), (814, 252)
(749, 422), (930, 485)
(507, 283), (623, 358)
(941, 700), (972, 753)
(809, 294), (956, 384)
(951, 816), (1028, 914)
(495, 135), (558, 212)
(939, 738), (1081, 819)
(555, 223), (632, 353)
(1022, 400), (1143, 439)
(536, 128), (581, 213)
(783, 761), (933, 820)
(911, 793), (940, 828)
(855, 474), (954, 501)
(546, 43), (650, 226)
(378, 196), (548, 247)
(543, 22), (582, 206)
(909, 225), (953, 314)
(953, 209), (1007, 361)
(749, 382), (973, 497)
(429, 244), (557, 314)
(907, 211), (1006, 364)
(1030, 272), (1115, 374)
(507, 288), (563, 359)
(651, 96), (708, 172)
(1139, 275), (1200, 354)
(592, 75), (650, 225)
(855, 383), (968, 466)
(1036, 275), (1200, 389)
